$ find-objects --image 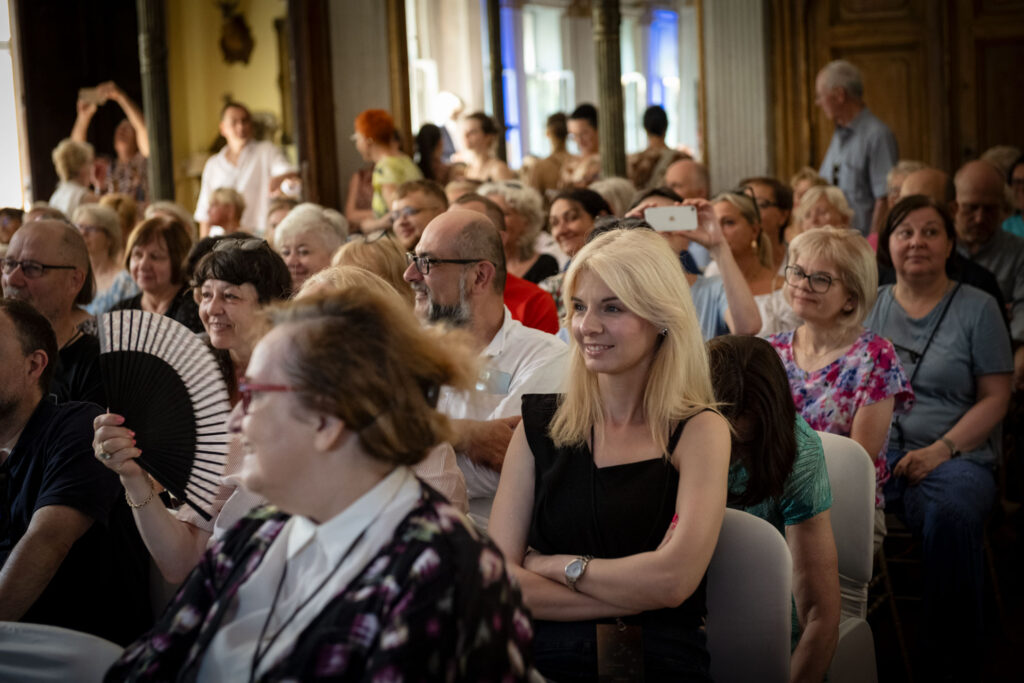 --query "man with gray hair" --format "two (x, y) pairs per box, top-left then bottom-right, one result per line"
(816, 59), (898, 236)
(404, 209), (567, 527)
(2, 219), (104, 404)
